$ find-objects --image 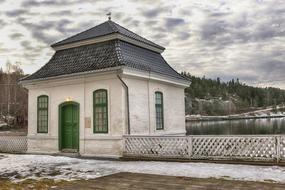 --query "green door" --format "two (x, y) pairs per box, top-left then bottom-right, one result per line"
(60, 103), (79, 152)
